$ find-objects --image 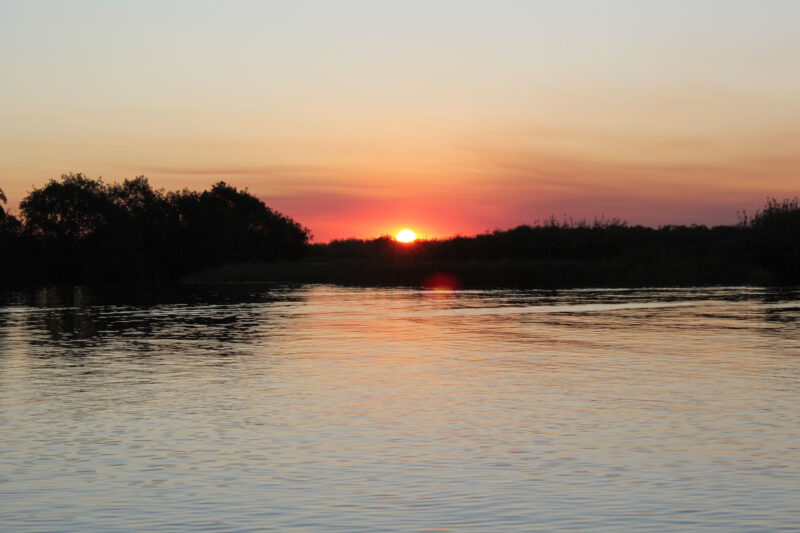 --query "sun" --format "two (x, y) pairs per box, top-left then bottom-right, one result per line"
(396, 229), (417, 243)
